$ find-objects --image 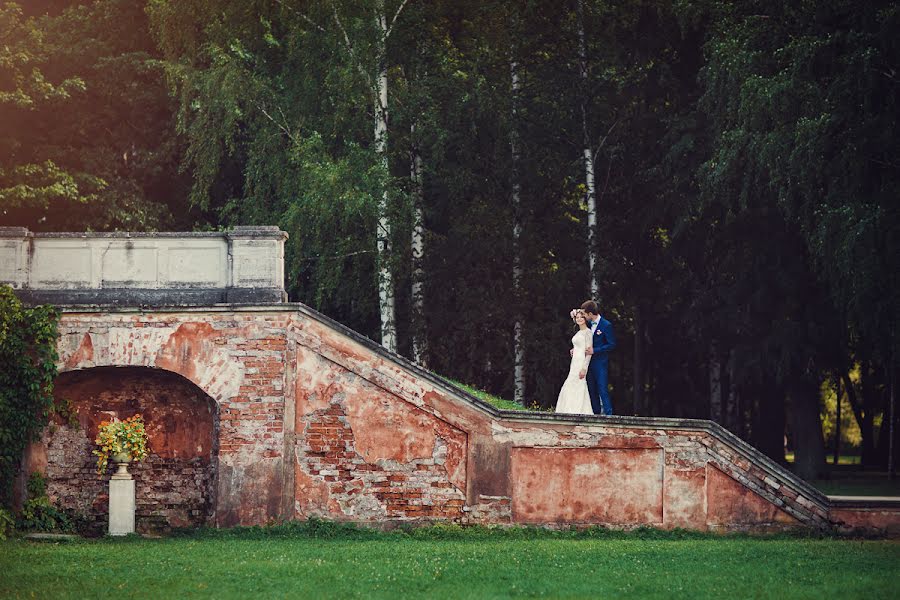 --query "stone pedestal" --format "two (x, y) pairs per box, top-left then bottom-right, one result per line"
(108, 466), (135, 536)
